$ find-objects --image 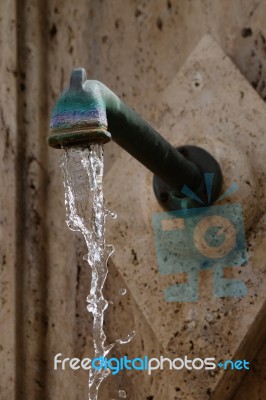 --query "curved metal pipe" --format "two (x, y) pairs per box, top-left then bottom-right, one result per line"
(47, 68), (222, 206)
